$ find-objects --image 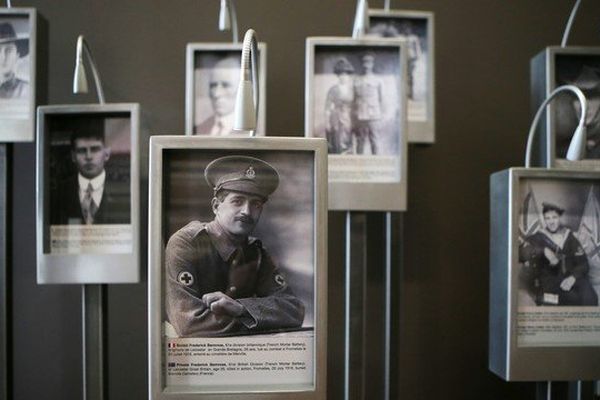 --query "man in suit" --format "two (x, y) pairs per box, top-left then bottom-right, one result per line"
(165, 155), (305, 337)
(51, 120), (130, 225)
(0, 21), (29, 99)
(194, 56), (239, 135)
